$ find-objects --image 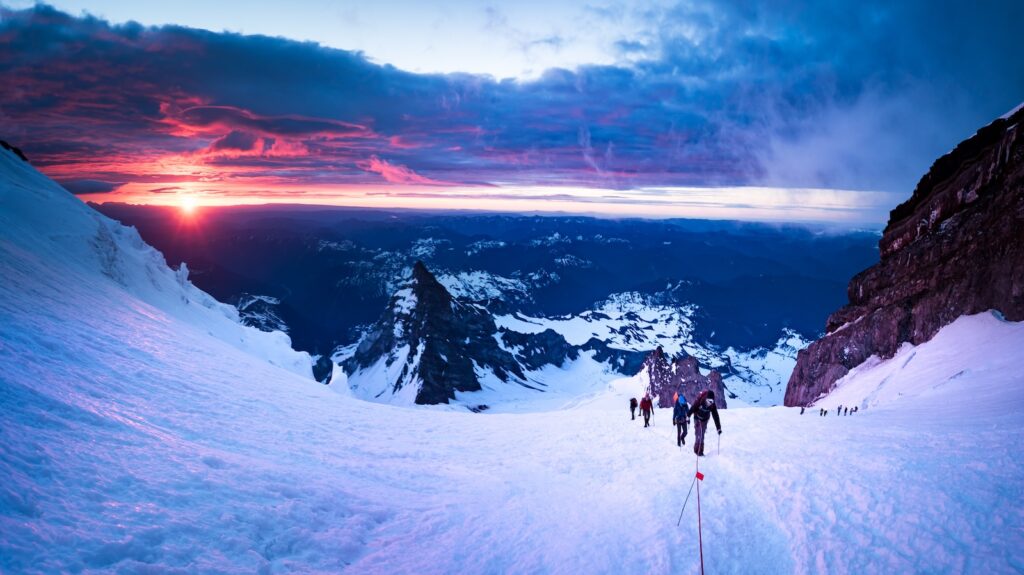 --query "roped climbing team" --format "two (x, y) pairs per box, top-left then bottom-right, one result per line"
(629, 389), (722, 457)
